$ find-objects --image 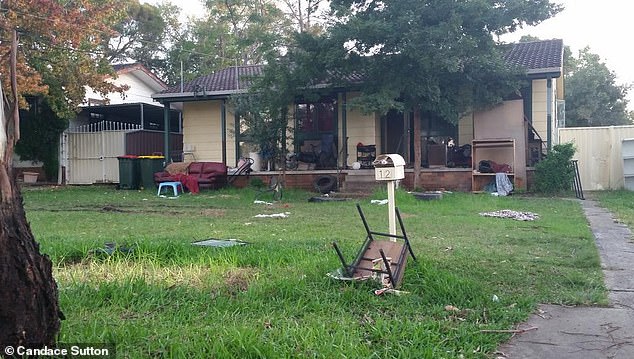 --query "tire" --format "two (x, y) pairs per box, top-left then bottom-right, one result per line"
(313, 175), (337, 194)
